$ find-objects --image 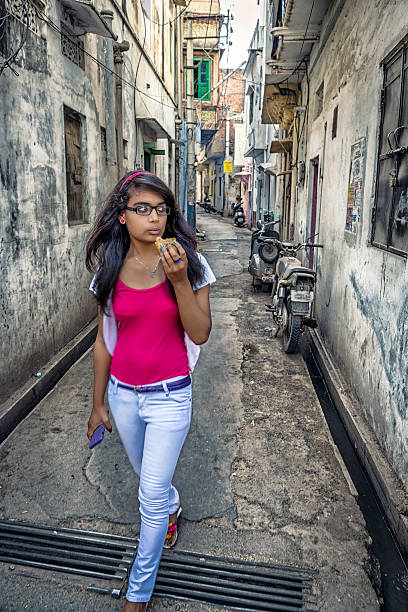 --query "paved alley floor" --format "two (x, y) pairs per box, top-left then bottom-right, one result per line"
(0, 209), (379, 611)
